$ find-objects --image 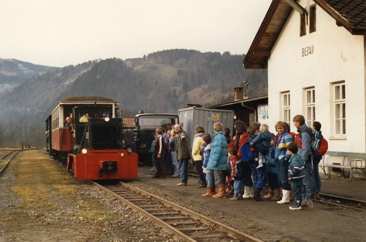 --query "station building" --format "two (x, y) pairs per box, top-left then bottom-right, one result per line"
(210, 81), (268, 127)
(245, 0), (366, 158)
